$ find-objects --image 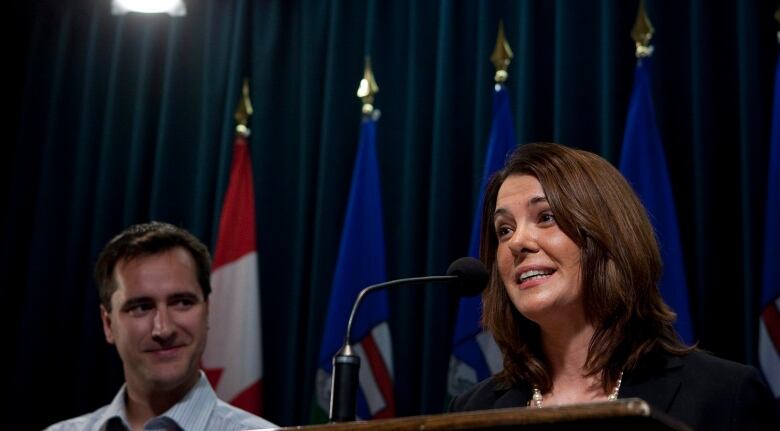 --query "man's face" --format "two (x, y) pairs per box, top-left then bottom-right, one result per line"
(101, 247), (208, 395)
